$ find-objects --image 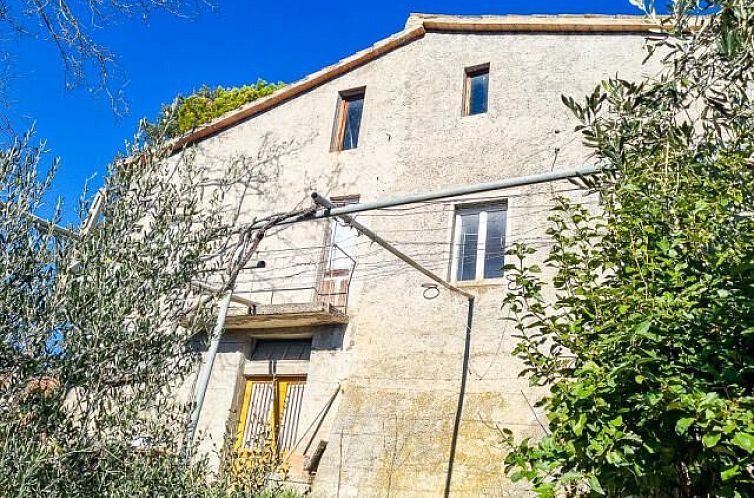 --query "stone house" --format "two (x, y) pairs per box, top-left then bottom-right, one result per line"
(180, 13), (656, 498)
